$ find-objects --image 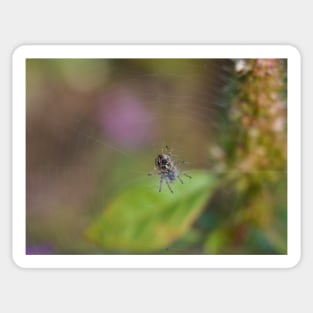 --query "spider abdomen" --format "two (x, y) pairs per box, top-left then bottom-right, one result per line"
(167, 171), (176, 181)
